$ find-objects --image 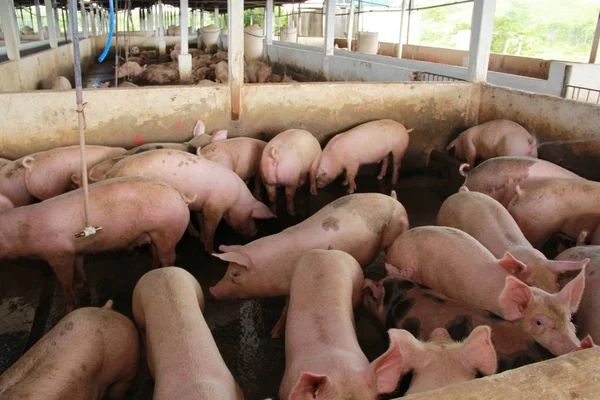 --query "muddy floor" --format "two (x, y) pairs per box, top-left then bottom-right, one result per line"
(0, 173), (458, 399)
